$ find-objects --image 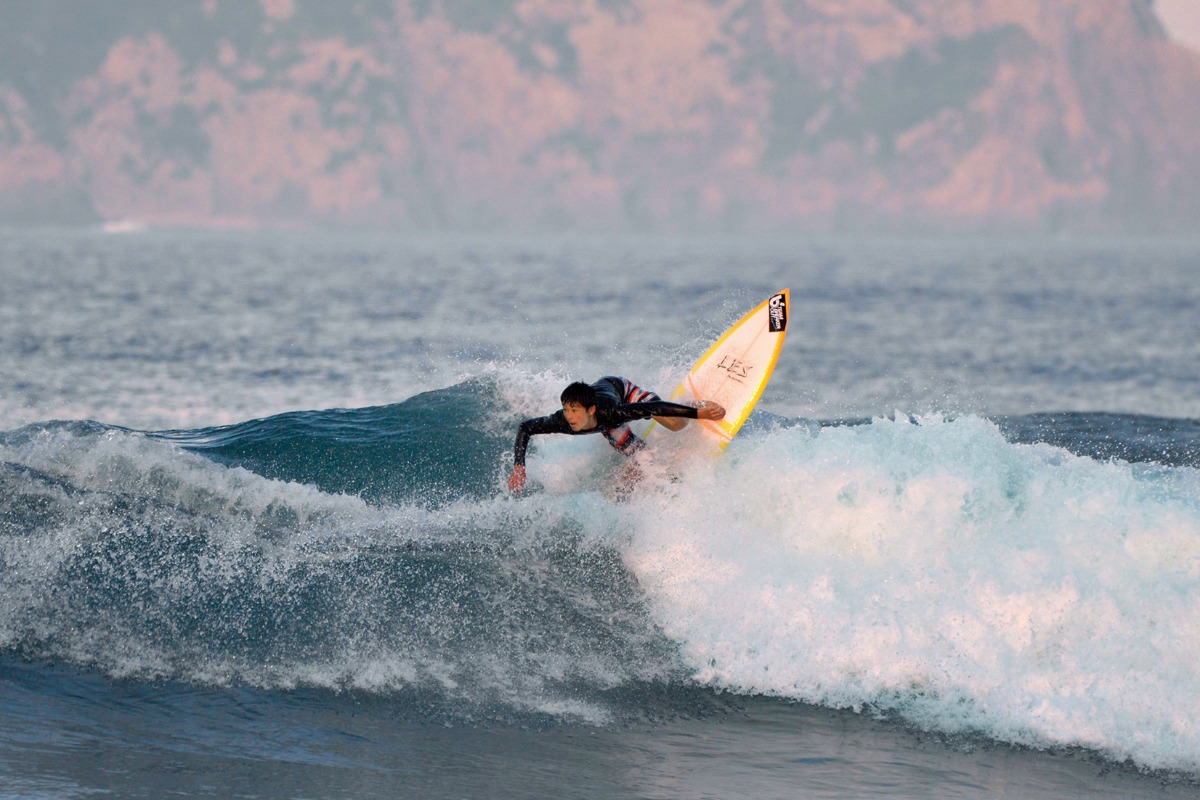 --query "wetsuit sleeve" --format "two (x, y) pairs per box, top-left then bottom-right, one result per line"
(513, 412), (571, 467)
(607, 400), (699, 425)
